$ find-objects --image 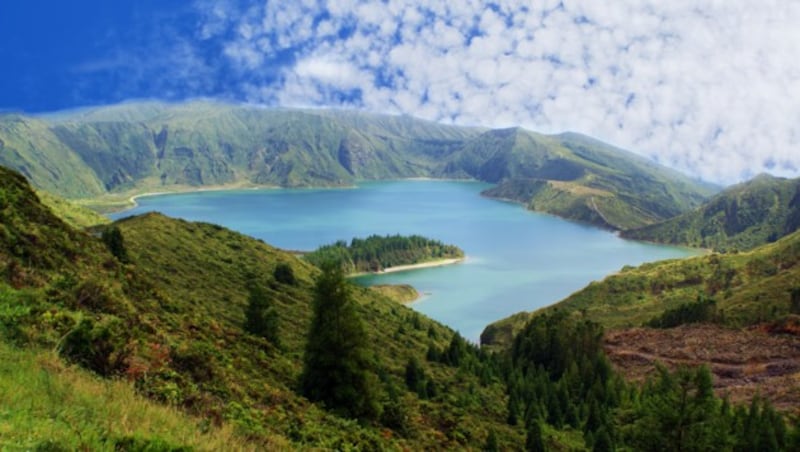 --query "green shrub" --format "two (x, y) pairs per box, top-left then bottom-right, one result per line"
(273, 262), (296, 285)
(59, 317), (130, 376)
